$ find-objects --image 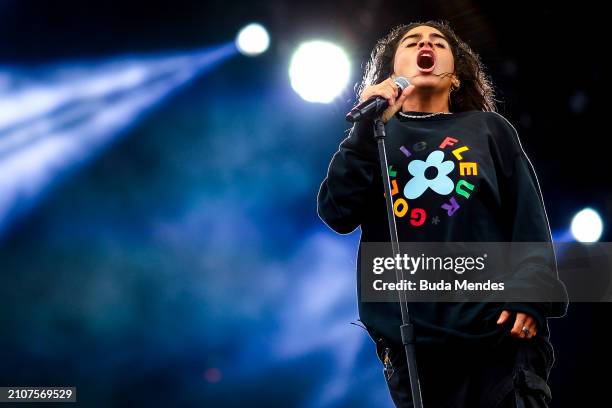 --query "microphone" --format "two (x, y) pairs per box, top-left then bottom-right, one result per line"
(346, 76), (411, 123)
